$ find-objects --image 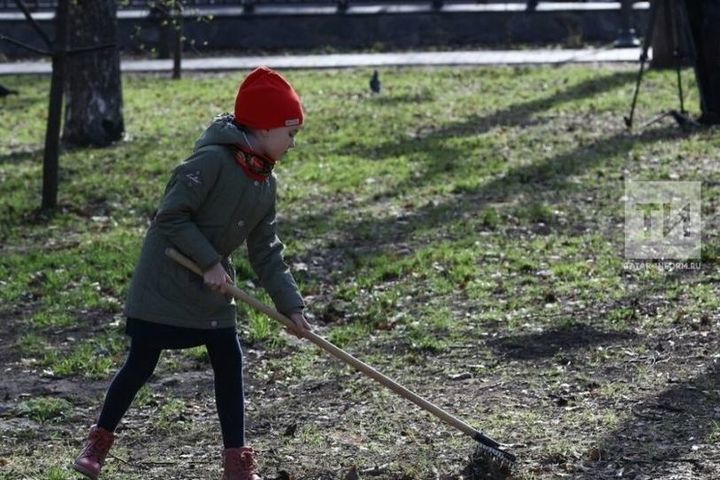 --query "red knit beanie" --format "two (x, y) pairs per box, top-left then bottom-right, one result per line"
(234, 66), (304, 130)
